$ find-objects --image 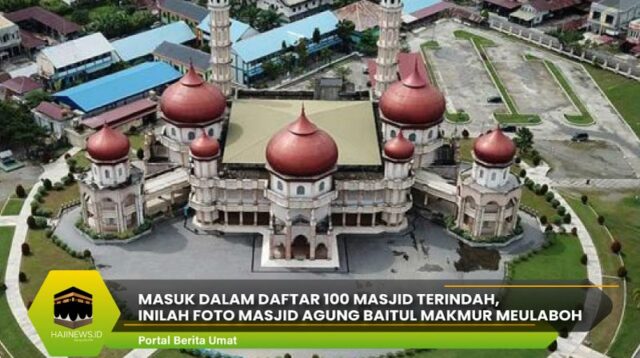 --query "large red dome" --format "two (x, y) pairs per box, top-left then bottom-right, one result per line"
(190, 130), (220, 159)
(266, 106), (338, 177)
(86, 125), (130, 162)
(379, 59), (445, 127)
(384, 131), (414, 161)
(473, 128), (516, 166)
(160, 64), (226, 126)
